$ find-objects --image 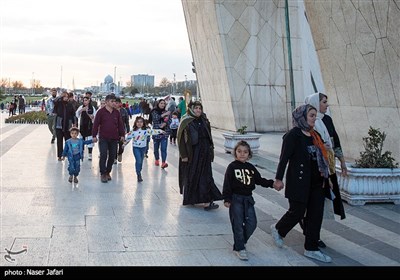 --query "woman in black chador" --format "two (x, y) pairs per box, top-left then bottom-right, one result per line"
(177, 101), (222, 210)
